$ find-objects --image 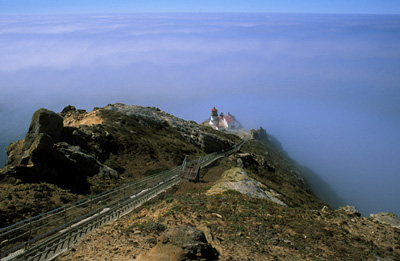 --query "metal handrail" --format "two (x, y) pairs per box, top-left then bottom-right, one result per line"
(0, 139), (246, 260)
(0, 168), (180, 258)
(24, 172), (181, 261)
